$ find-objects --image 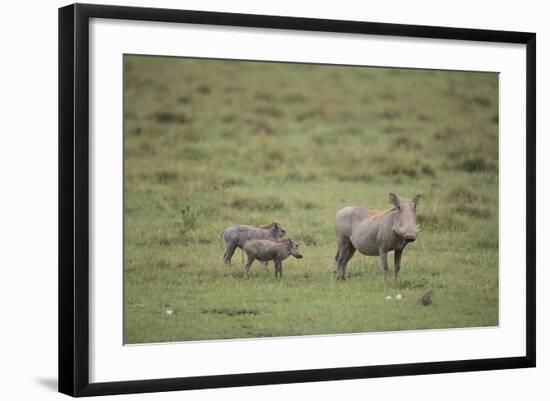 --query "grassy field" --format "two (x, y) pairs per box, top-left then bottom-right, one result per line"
(123, 55), (499, 344)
